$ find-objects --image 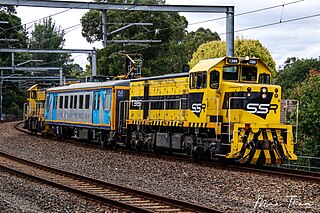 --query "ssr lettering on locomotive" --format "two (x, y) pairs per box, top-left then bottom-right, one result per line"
(23, 56), (298, 165)
(246, 103), (278, 114)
